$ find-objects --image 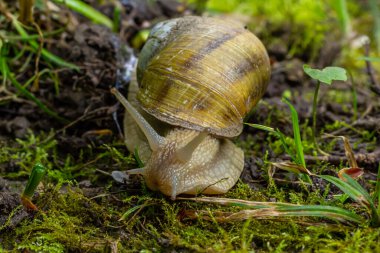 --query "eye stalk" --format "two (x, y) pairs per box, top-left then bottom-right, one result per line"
(111, 88), (165, 151)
